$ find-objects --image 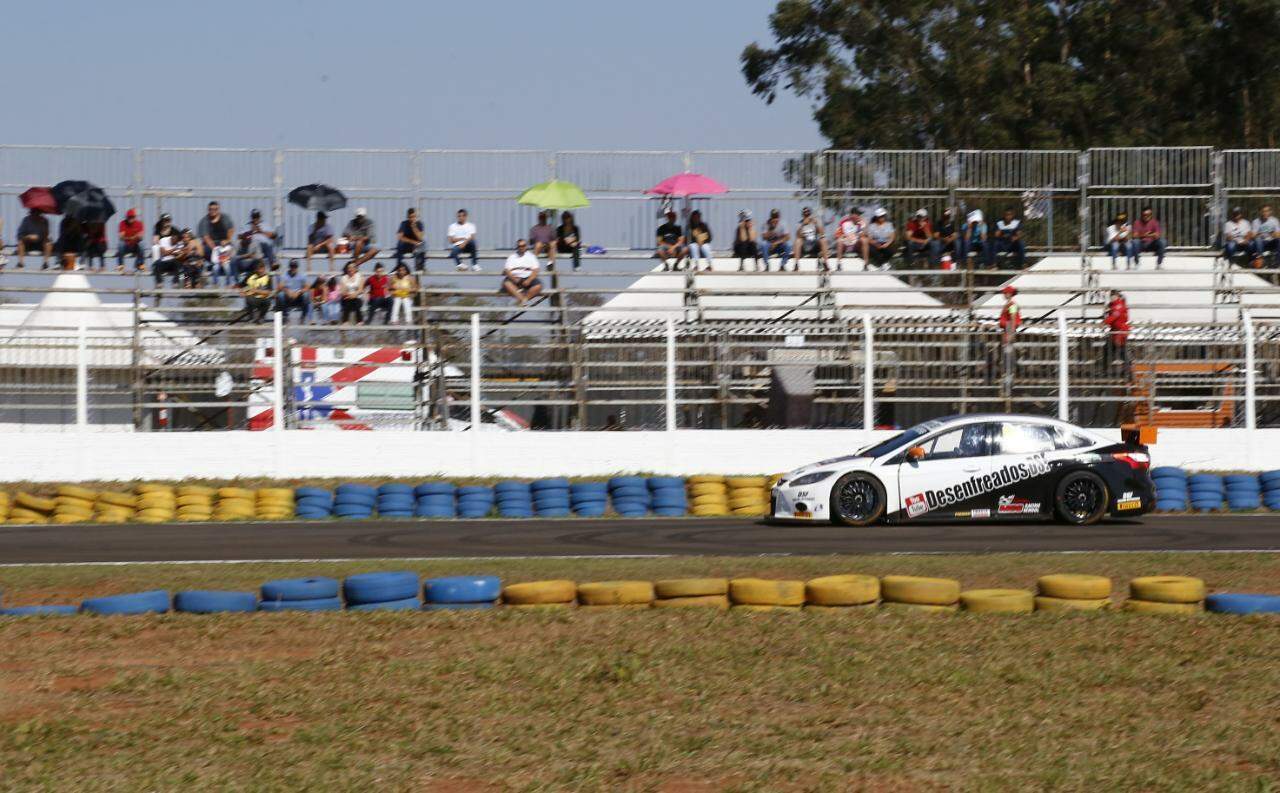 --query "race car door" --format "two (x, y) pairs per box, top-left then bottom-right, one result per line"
(896, 422), (995, 520)
(986, 421), (1058, 516)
